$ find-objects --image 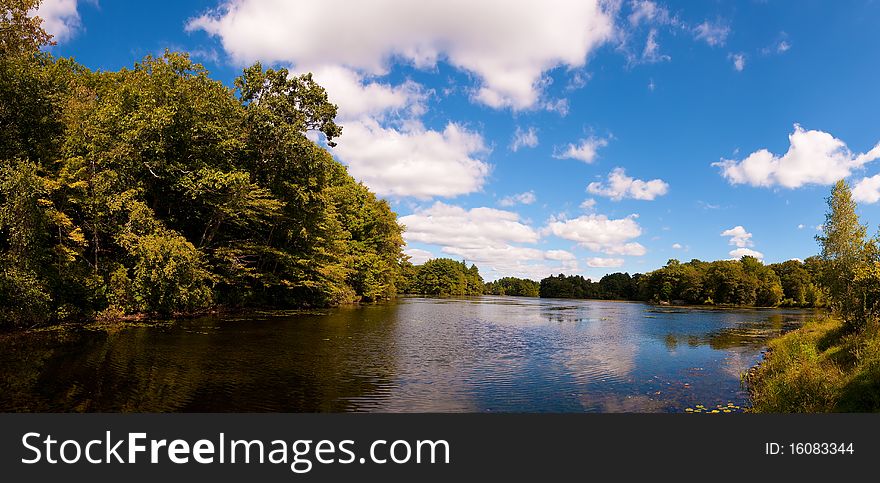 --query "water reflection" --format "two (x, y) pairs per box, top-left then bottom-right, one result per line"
(0, 297), (816, 412)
